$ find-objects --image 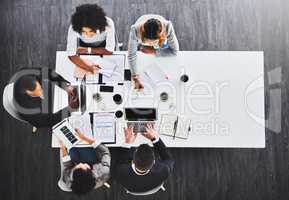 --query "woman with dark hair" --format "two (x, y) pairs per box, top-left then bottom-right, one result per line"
(66, 4), (115, 74)
(61, 128), (111, 196)
(127, 14), (179, 90)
